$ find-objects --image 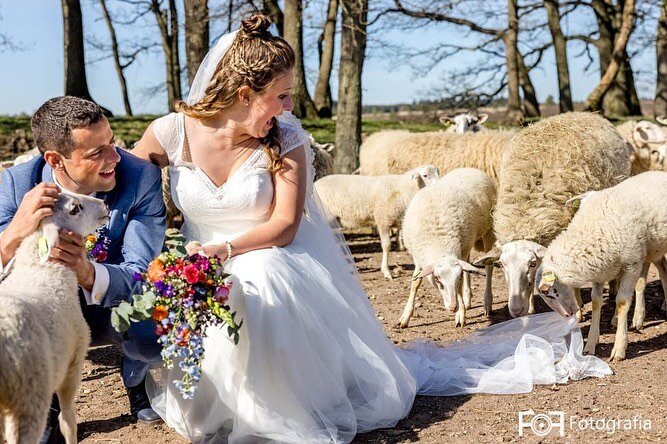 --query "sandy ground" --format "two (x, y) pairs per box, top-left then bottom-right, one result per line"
(76, 230), (667, 443)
